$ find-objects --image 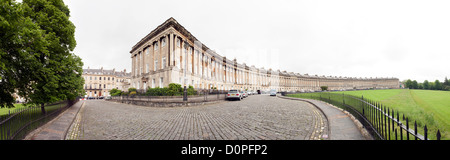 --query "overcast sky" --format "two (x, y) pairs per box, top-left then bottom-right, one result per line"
(63, 0), (450, 82)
